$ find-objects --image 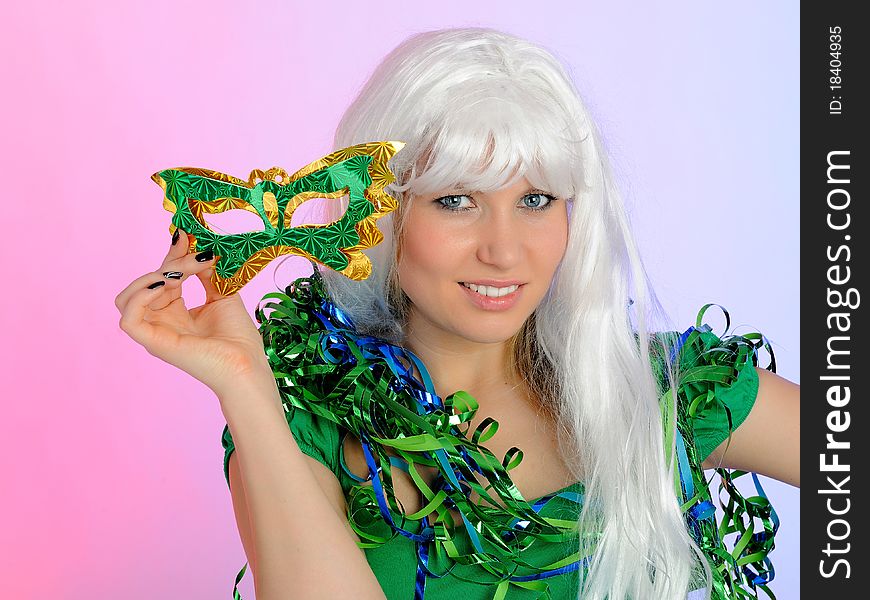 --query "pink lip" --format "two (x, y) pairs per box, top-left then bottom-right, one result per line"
(458, 282), (524, 311)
